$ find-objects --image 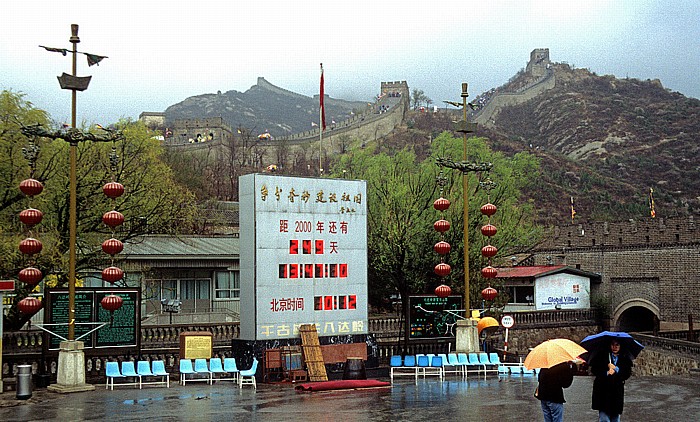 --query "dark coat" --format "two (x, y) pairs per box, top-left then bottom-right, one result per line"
(591, 352), (633, 415)
(537, 361), (574, 403)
